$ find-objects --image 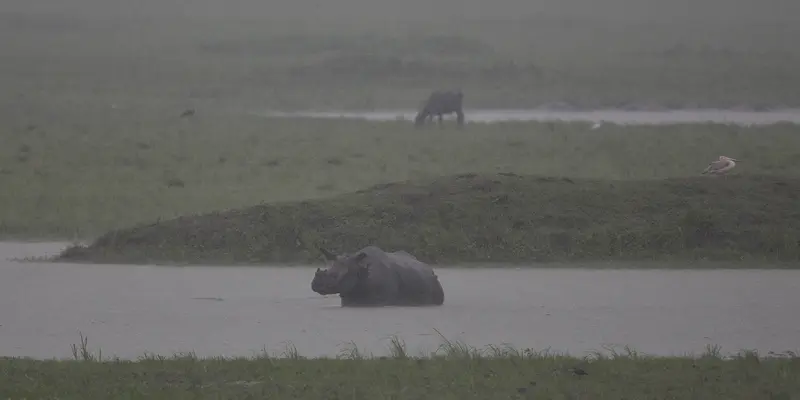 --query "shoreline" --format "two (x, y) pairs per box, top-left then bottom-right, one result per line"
(4, 334), (798, 361)
(3, 242), (799, 268)
(253, 106), (800, 125)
